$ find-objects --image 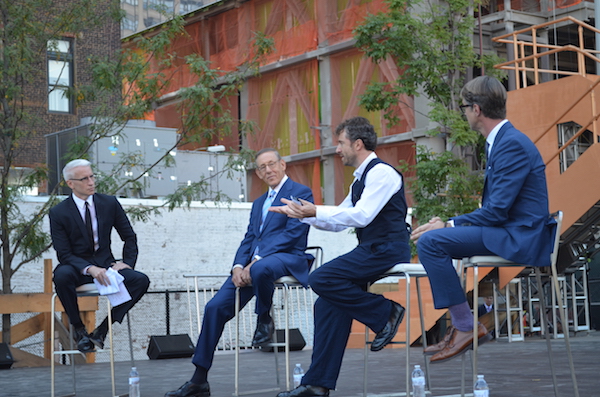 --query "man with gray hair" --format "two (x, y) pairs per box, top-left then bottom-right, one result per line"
(50, 159), (150, 353)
